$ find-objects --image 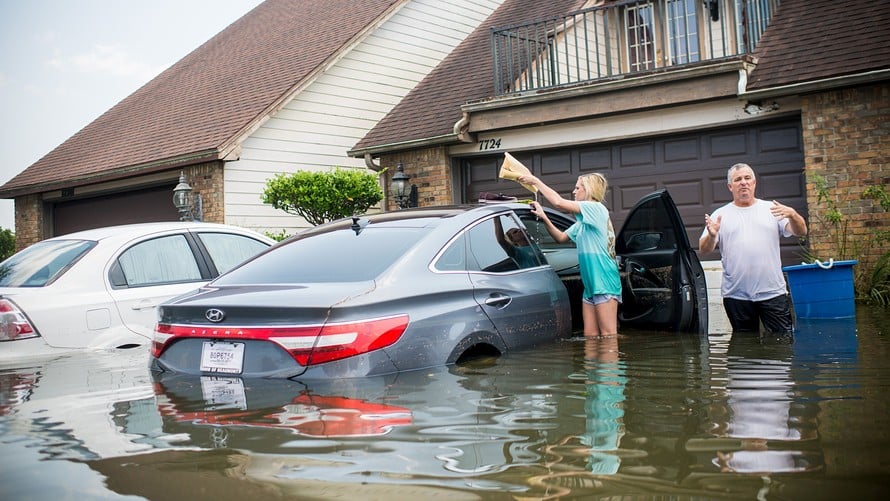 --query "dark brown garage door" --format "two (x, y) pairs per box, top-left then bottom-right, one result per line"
(52, 183), (181, 236)
(461, 118), (806, 264)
